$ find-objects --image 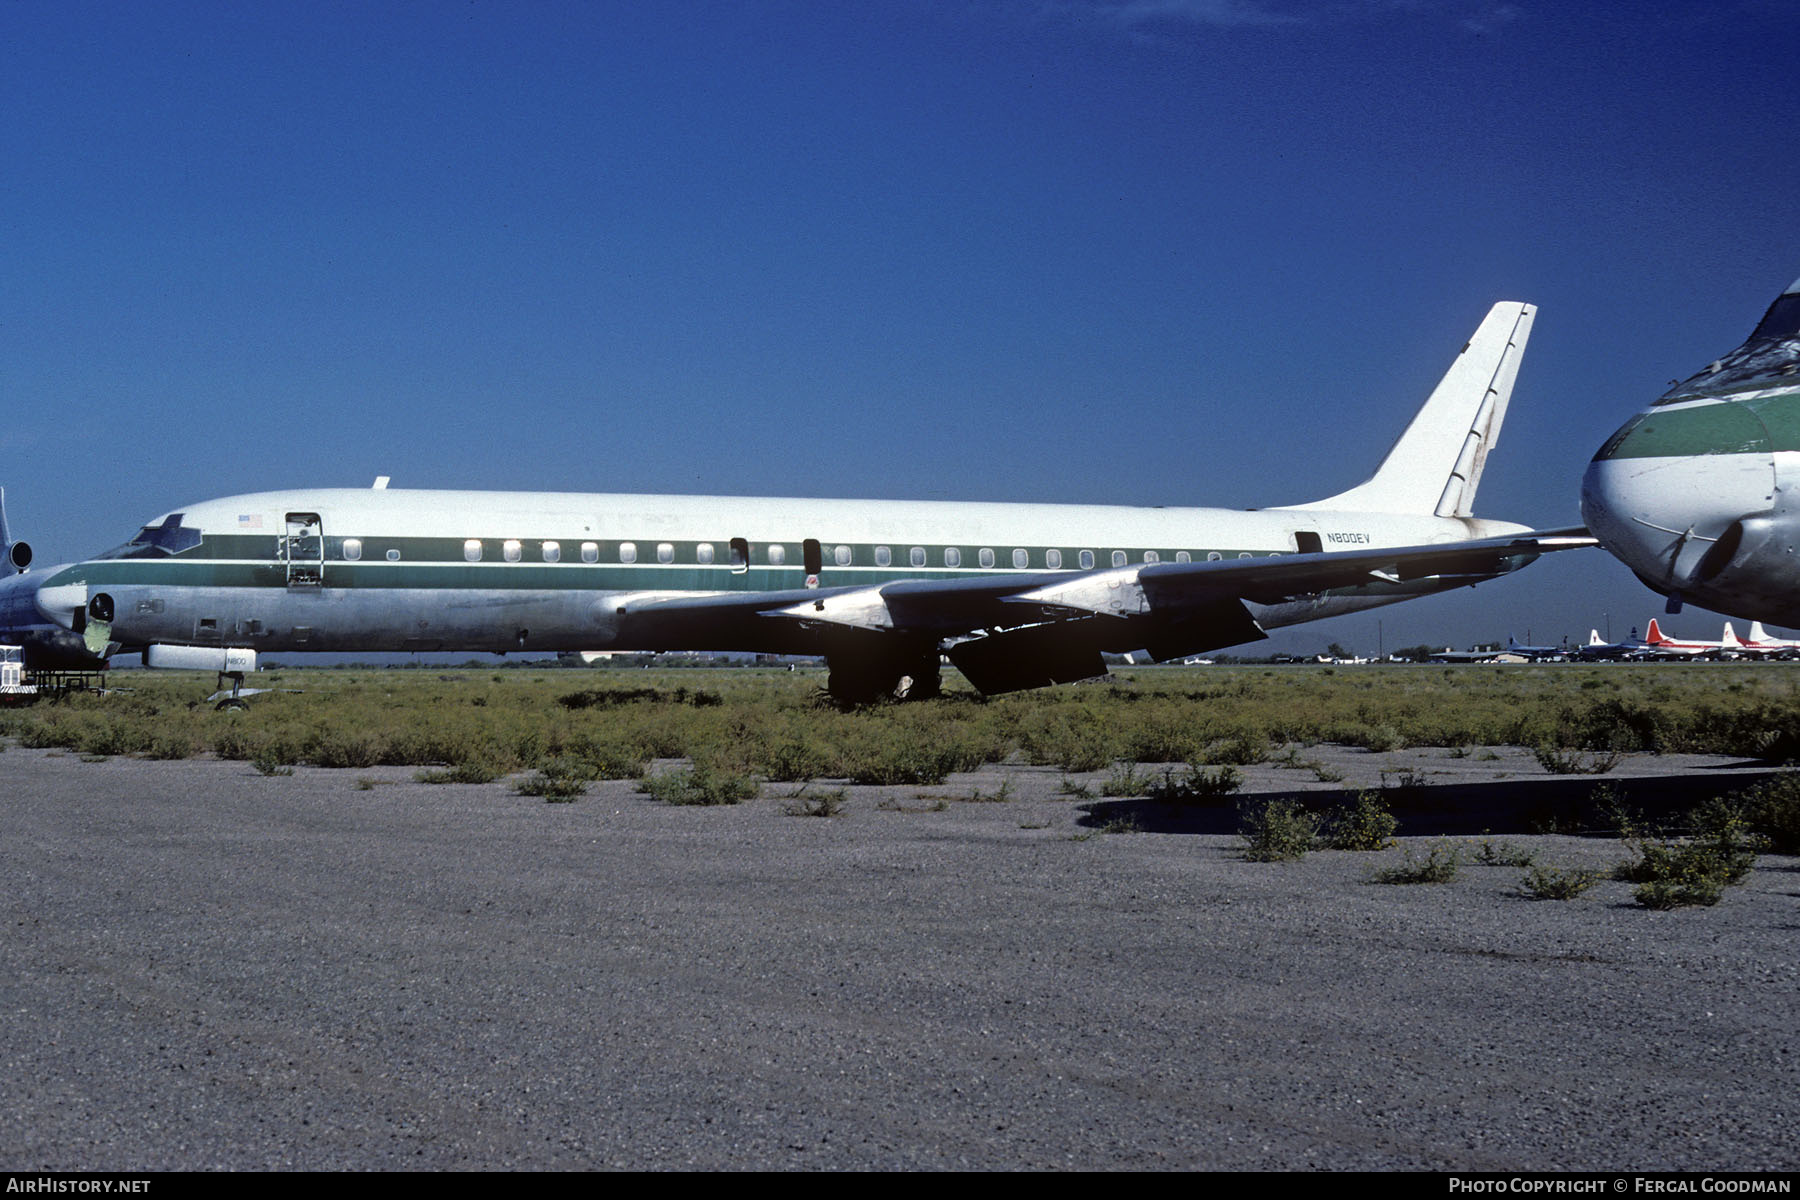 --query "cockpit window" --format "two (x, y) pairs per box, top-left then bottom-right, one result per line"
(95, 513), (203, 559)
(1658, 288), (1800, 404)
(1751, 290), (1800, 343)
